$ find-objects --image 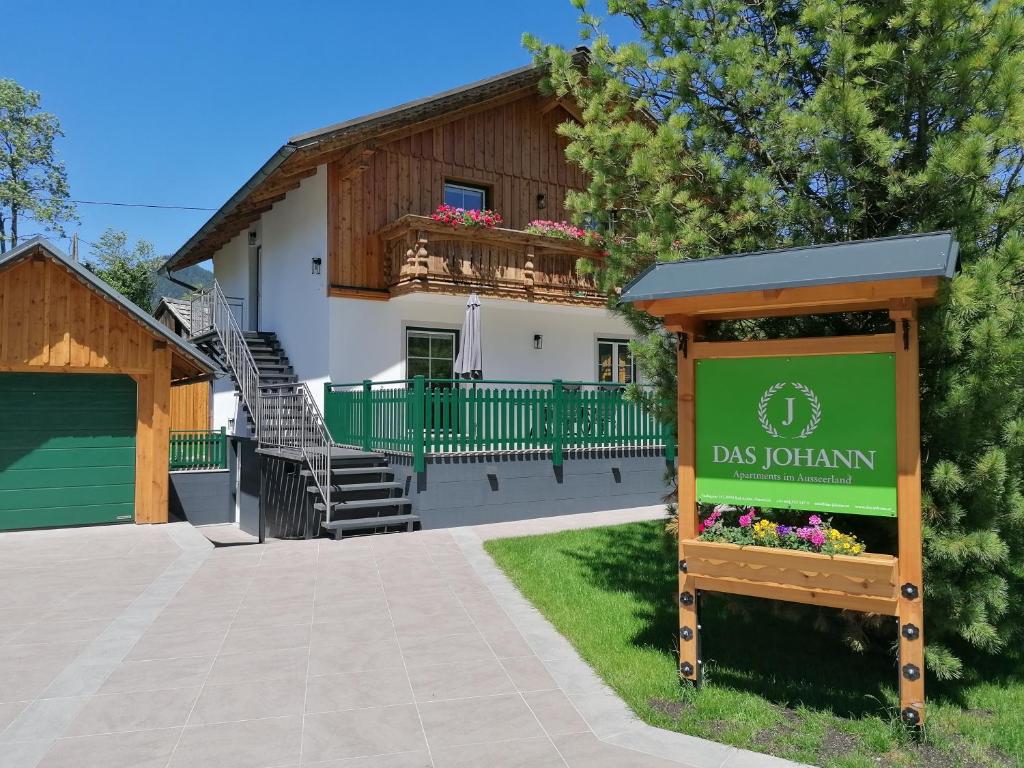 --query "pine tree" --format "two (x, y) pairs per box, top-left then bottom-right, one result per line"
(528, 0), (1024, 679)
